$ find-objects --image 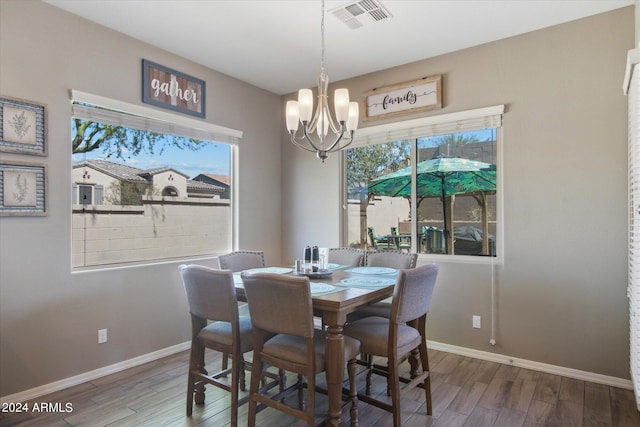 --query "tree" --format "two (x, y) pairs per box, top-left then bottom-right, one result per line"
(72, 119), (204, 159)
(432, 133), (480, 146)
(346, 141), (410, 247)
